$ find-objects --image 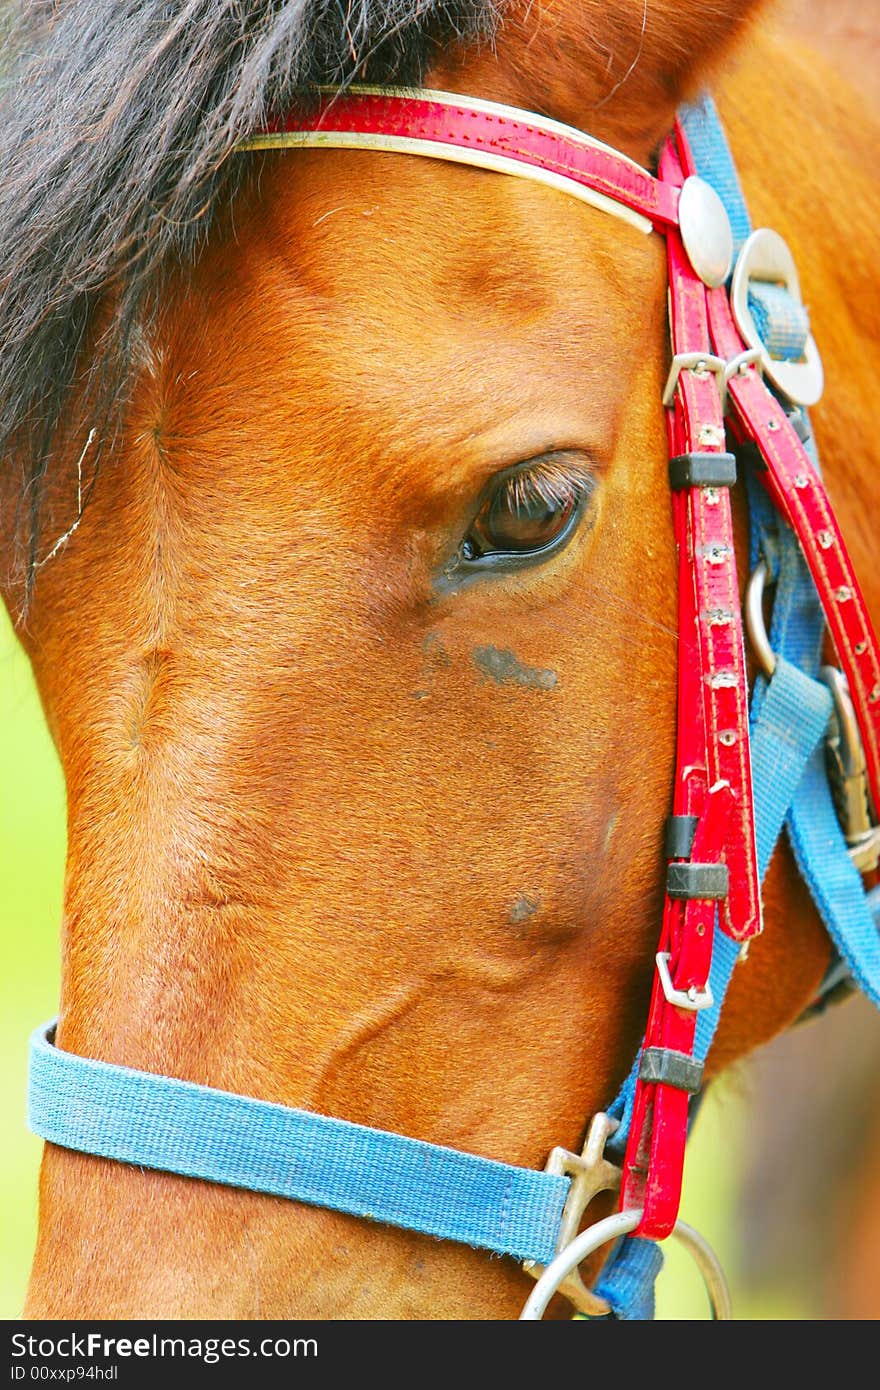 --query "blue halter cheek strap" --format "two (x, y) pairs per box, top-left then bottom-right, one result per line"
(26, 96), (880, 1317)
